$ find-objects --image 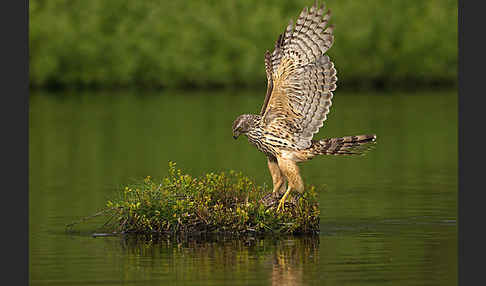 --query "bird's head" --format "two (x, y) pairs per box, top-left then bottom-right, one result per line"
(232, 114), (254, 139)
